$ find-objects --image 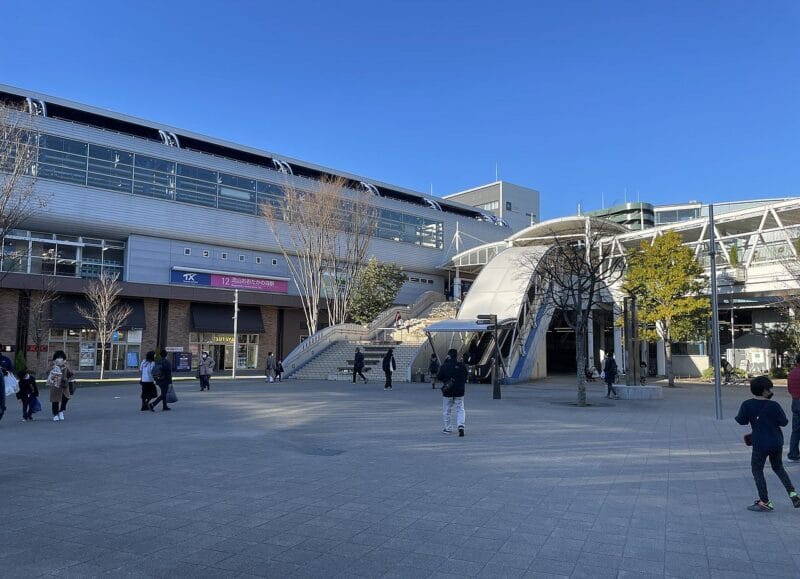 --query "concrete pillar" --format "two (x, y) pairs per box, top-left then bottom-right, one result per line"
(613, 304), (623, 372)
(657, 338), (666, 375)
